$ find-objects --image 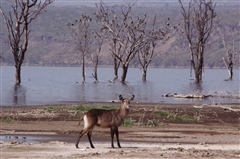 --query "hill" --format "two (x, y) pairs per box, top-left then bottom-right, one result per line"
(0, 3), (239, 68)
